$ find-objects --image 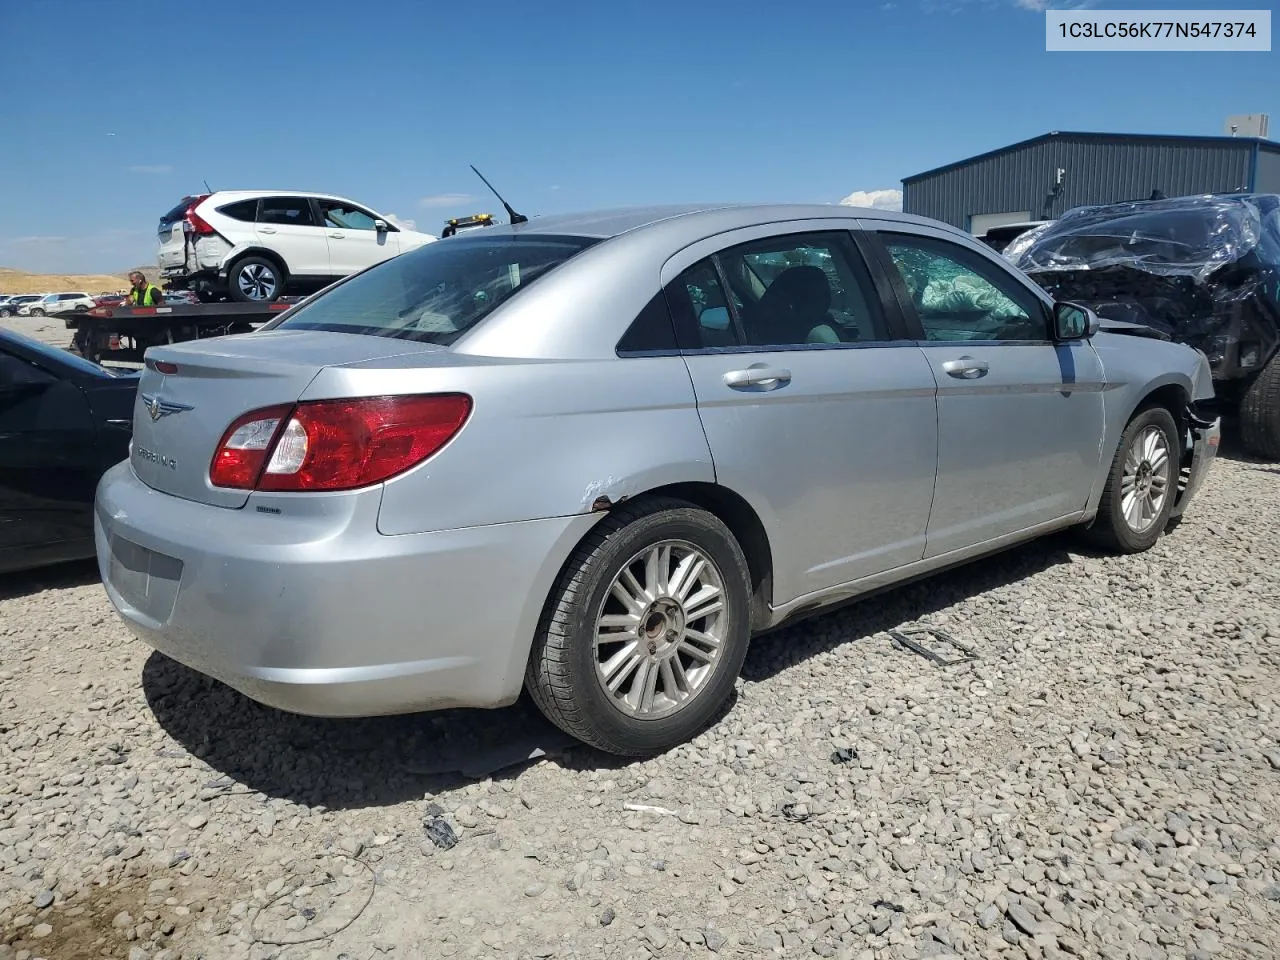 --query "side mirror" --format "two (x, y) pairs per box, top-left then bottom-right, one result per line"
(374, 219), (389, 232)
(1053, 301), (1099, 340)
